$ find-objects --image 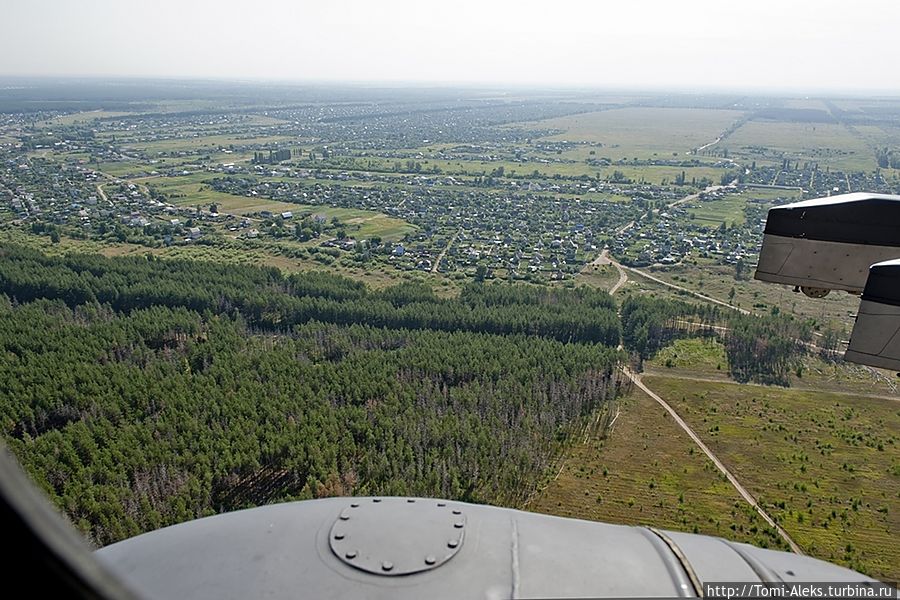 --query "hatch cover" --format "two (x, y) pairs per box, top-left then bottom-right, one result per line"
(329, 498), (466, 576)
